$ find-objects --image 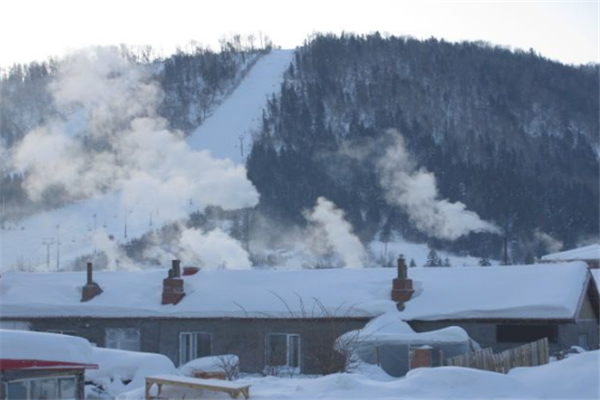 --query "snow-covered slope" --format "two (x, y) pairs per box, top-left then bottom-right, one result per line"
(186, 49), (293, 162)
(0, 192), (168, 272)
